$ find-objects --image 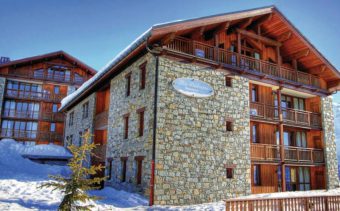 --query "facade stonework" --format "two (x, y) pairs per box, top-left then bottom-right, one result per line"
(321, 96), (340, 189)
(106, 54), (156, 194)
(64, 93), (96, 146)
(154, 57), (251, 205)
